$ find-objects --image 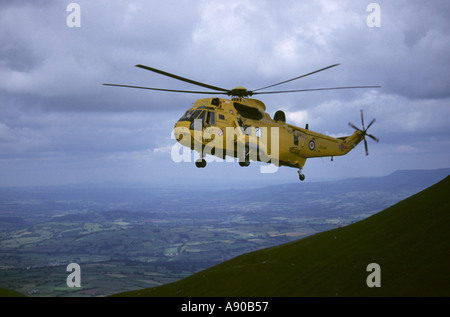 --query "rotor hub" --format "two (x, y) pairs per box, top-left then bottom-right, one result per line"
(229, 86), (252, 97)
